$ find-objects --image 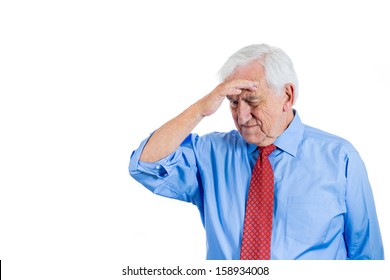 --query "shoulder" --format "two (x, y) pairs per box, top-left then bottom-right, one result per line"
(194, 130), (247, 151)
(302, 124), (357, 155)
(202, 130), (242, 142)
(200, 130), (243, 143)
